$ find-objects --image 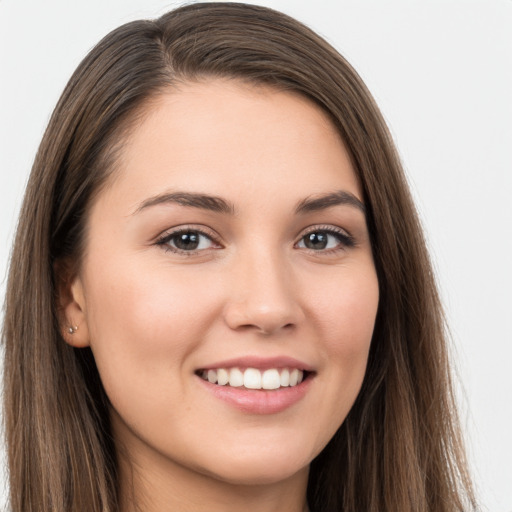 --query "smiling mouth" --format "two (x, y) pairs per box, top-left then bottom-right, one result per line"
(197, 367), (309, 390)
